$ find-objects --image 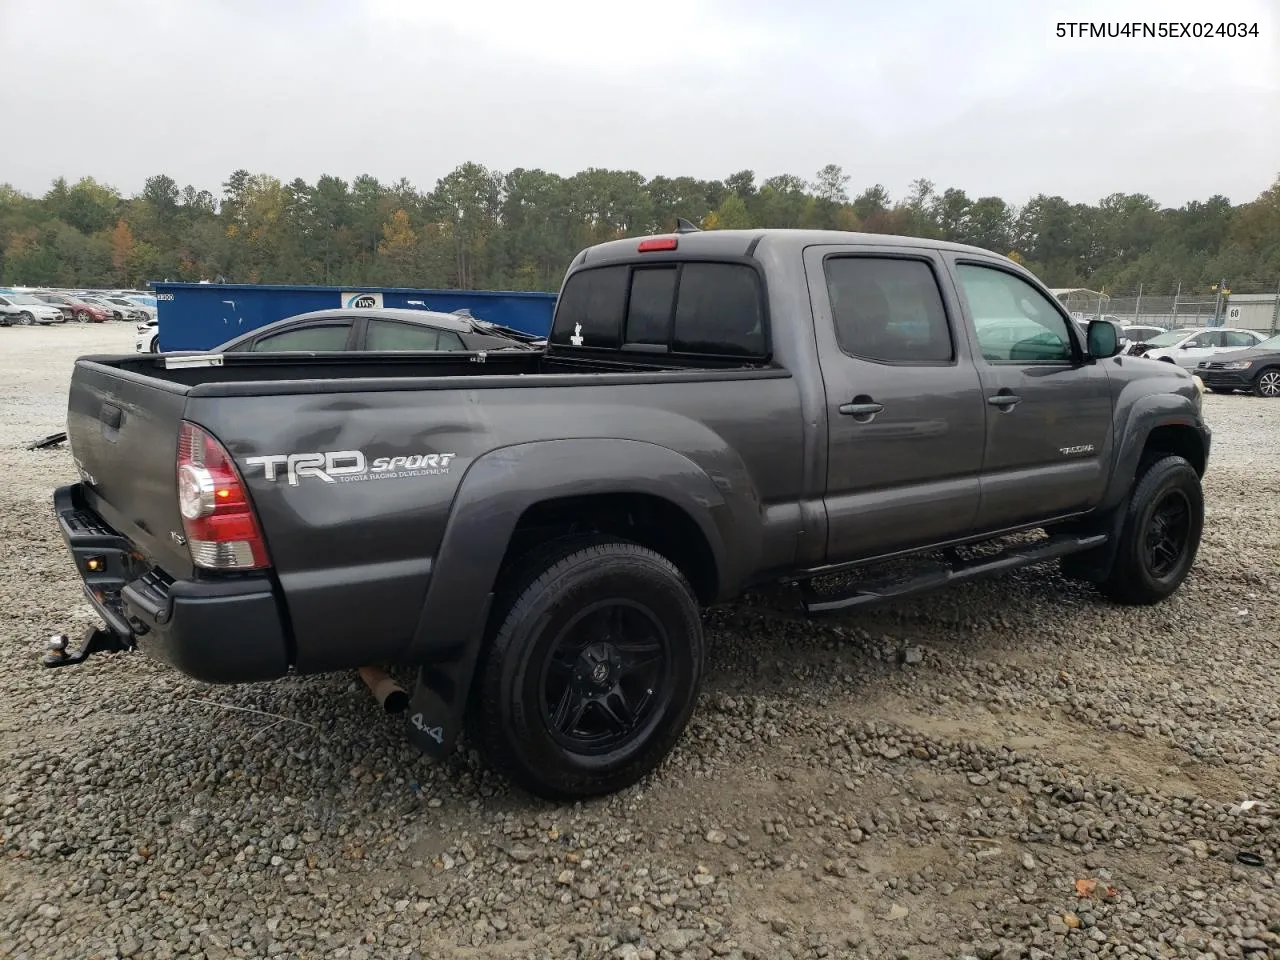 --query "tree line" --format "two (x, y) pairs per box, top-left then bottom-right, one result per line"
(1, 164), (1277, 295)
